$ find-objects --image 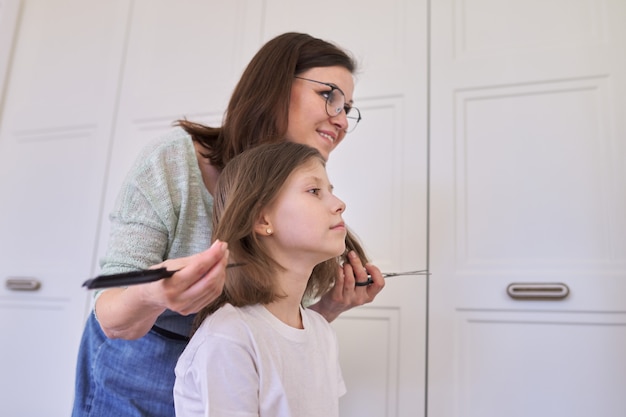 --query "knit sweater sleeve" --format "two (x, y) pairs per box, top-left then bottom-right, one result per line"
(99, 128), (213, 276)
